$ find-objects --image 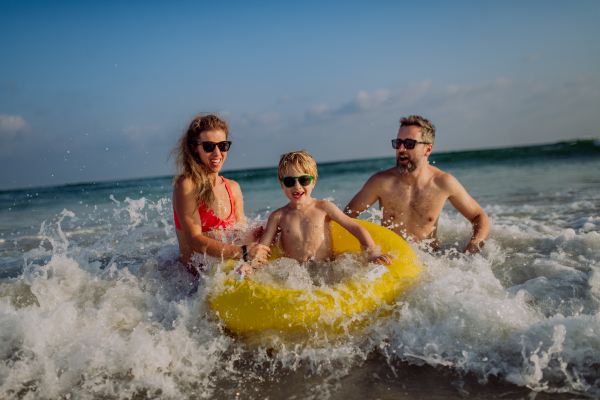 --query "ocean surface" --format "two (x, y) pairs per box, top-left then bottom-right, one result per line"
(0, 139), (599, 399)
